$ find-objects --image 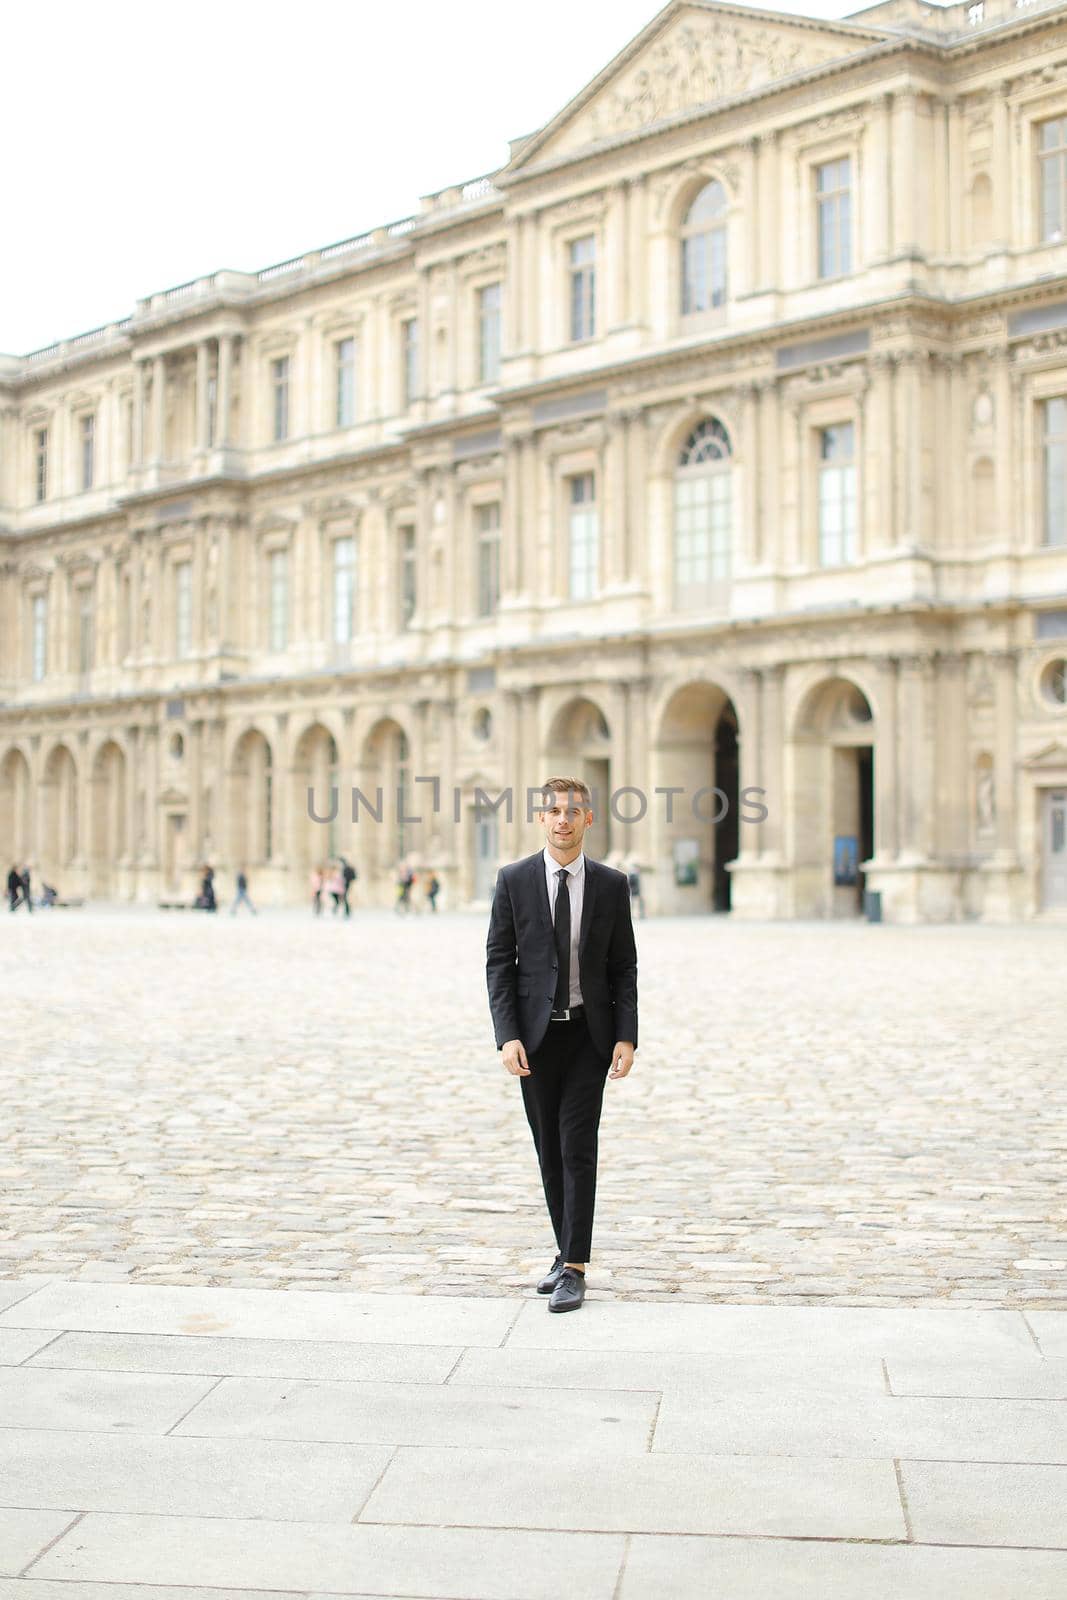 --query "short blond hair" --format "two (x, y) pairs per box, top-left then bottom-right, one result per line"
(538, 775), (592, 809)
